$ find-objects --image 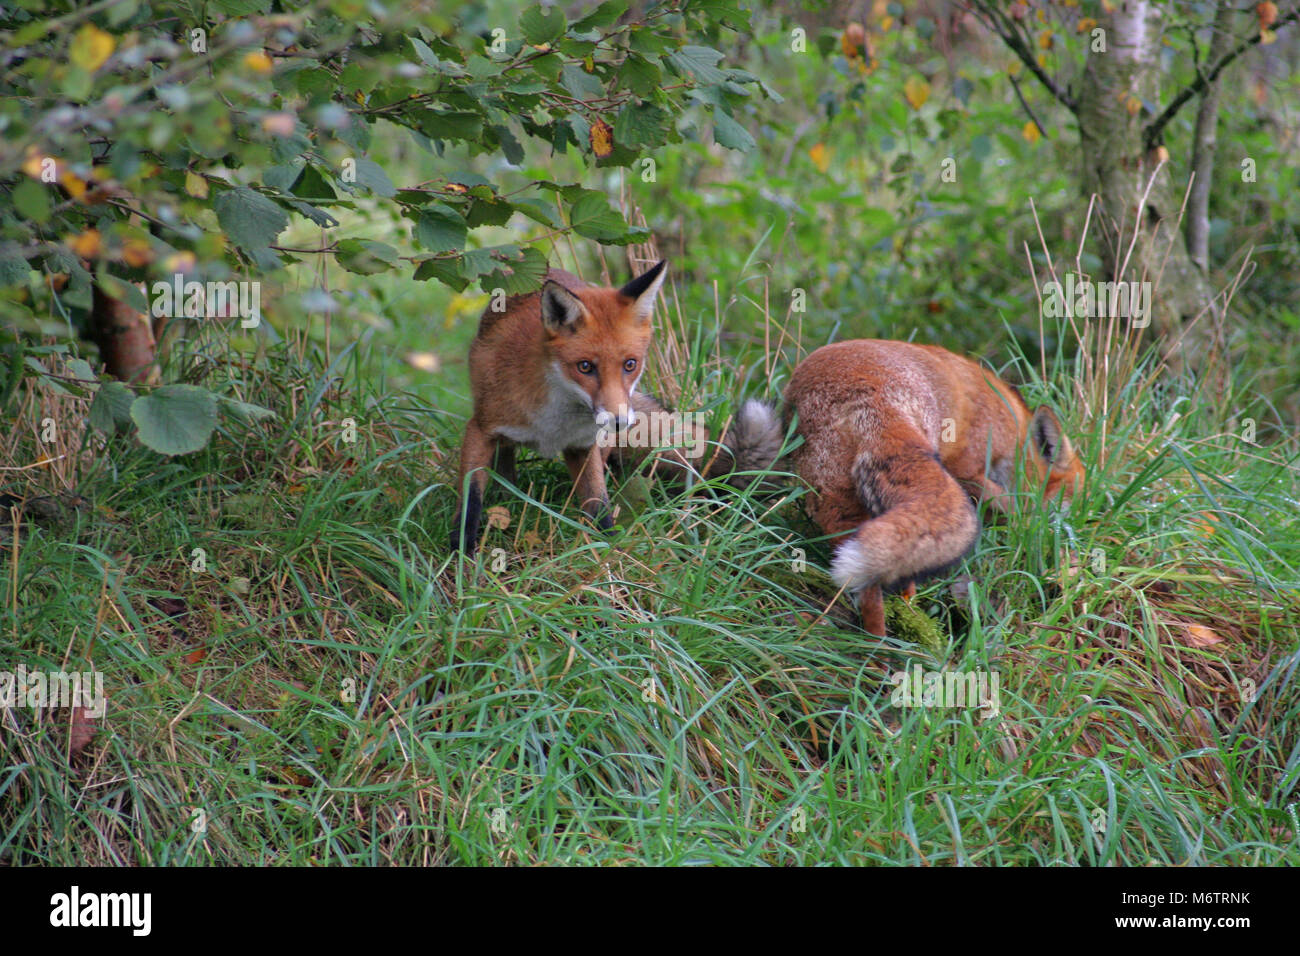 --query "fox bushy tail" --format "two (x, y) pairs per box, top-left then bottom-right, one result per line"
(708, 399), (786, 487)
(830, 445), (978, 593)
